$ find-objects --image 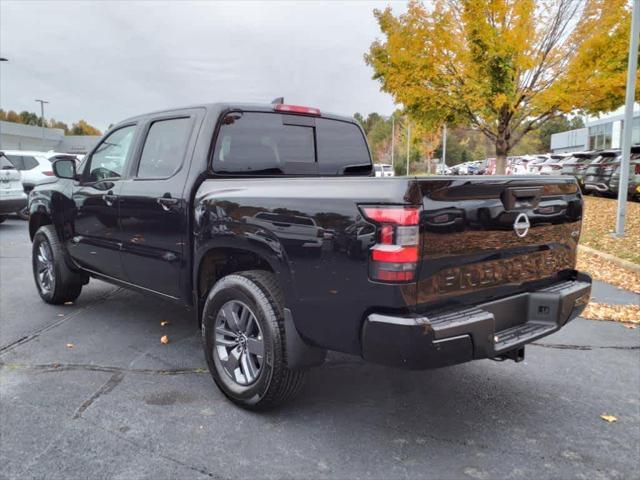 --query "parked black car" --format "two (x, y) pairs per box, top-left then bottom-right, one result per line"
(560, 151), (600, 189)
(583, 149), (621, 195)
(608, 146), (640, 200)
(28, 102), (591, 409)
